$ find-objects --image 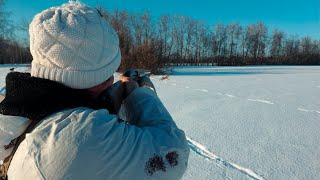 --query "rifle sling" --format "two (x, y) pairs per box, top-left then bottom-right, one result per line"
(0, 120), (39, 180)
